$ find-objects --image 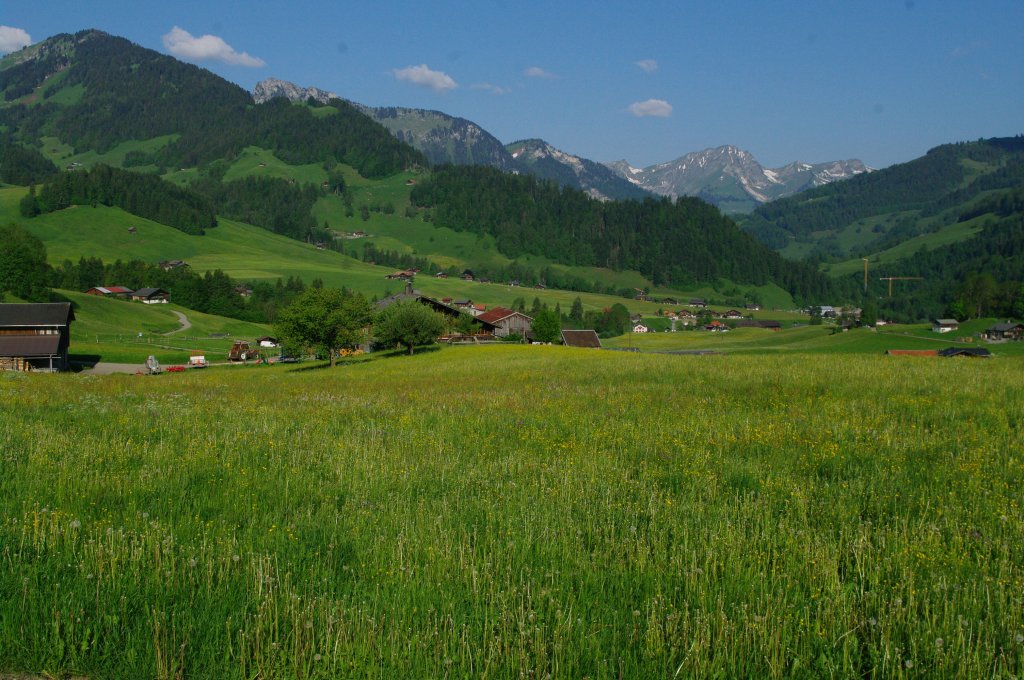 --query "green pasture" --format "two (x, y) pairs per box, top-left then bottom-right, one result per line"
(1, 347), (1022, 678)
(2, 185), (791, 320)
(60, 290), (273, 365)
(603, 321), (1024, 356)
